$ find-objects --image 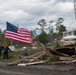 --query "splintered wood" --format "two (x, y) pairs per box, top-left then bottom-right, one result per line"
(7, 43), (76, 66)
